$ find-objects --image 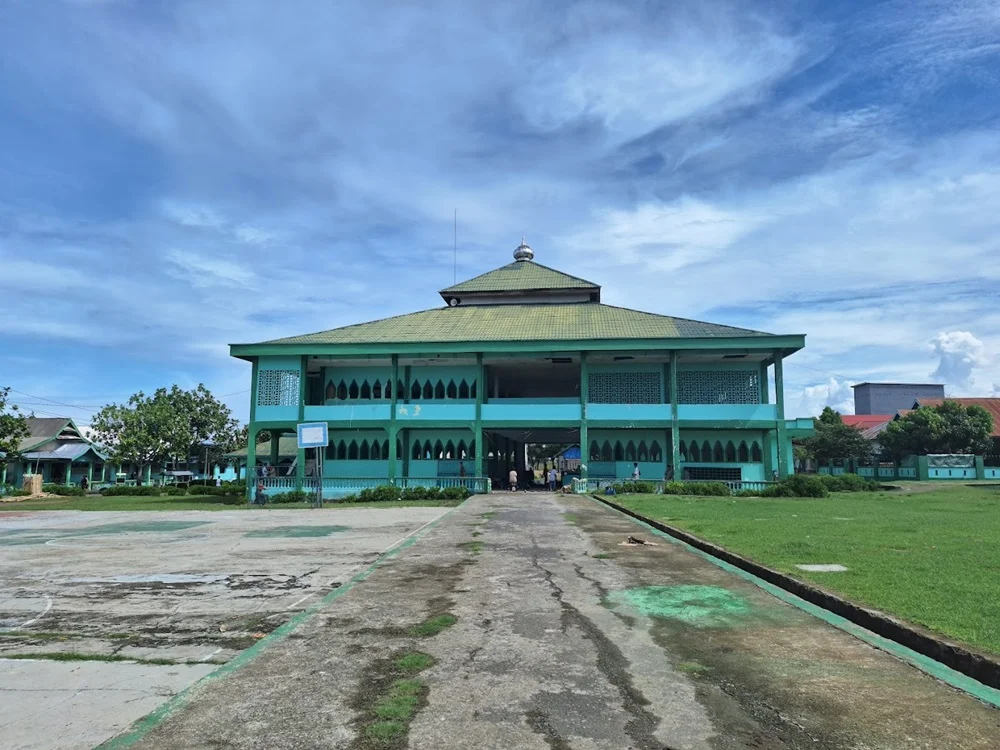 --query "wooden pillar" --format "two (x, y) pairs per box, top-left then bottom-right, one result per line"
(474, 353), (484, 480)
(774, 351), (789, 479)
(580, 352), (589, 480)
(388, 354), (399, 482)
(670, 351), (681, 479)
